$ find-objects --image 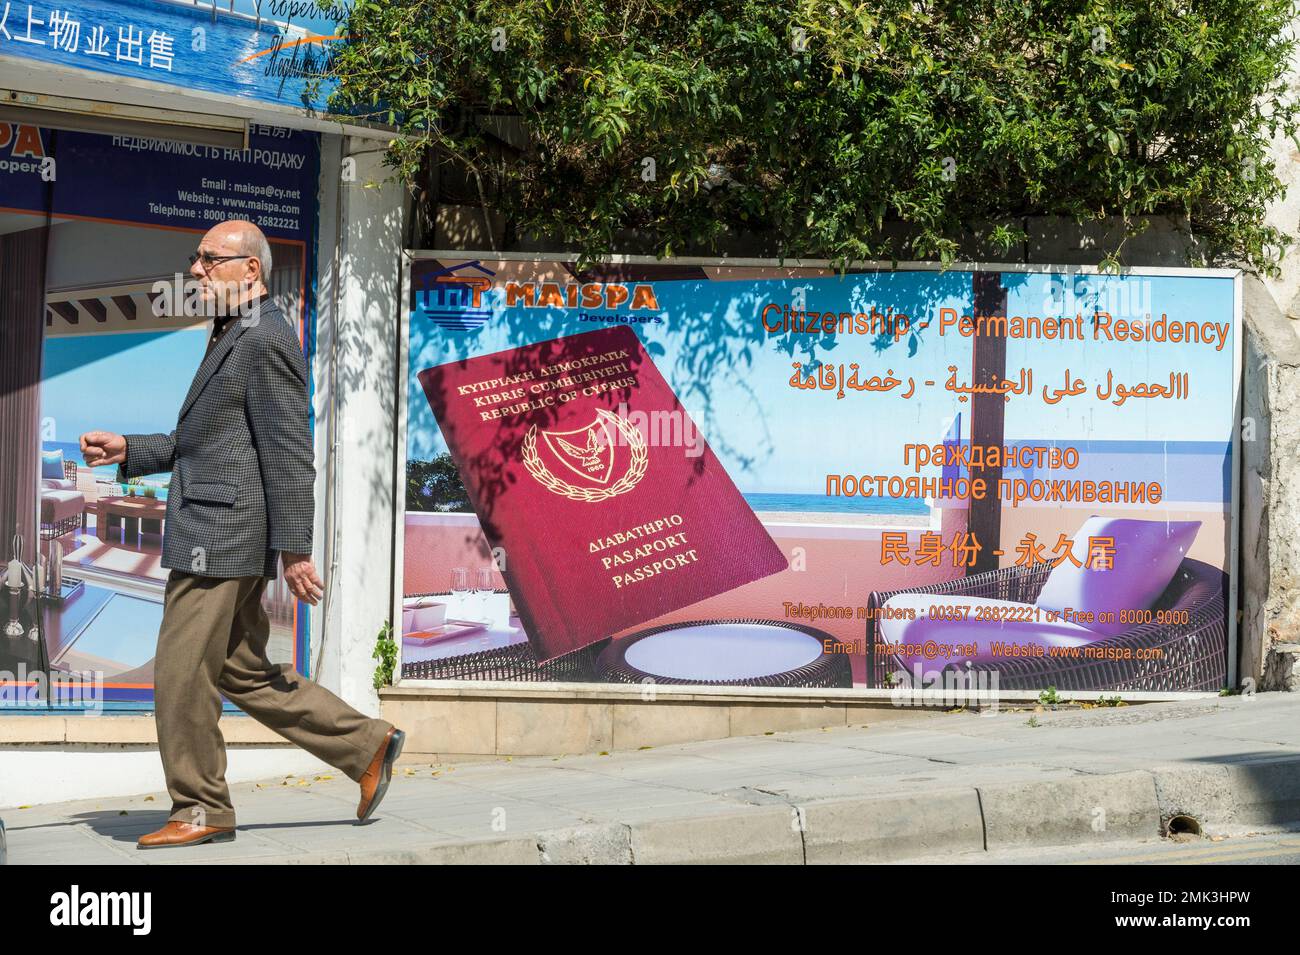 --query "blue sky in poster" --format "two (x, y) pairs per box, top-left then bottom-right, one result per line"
(43, 329), (206, 439)
(407, 268), (1237, 503)
(1002, 272), (1234, 443)
(406, 270), (976, 495)
(0, 0), (346, 108)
